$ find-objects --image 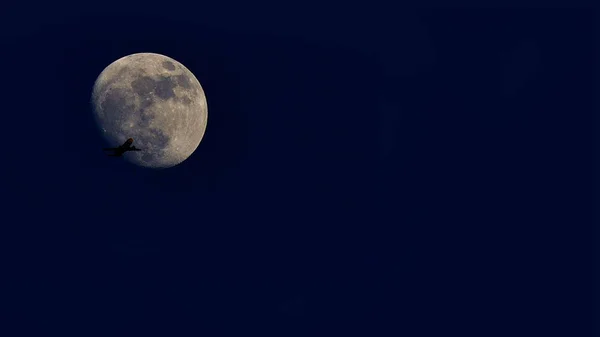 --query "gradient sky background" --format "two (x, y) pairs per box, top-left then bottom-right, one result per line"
(1, 4), (594, 337)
